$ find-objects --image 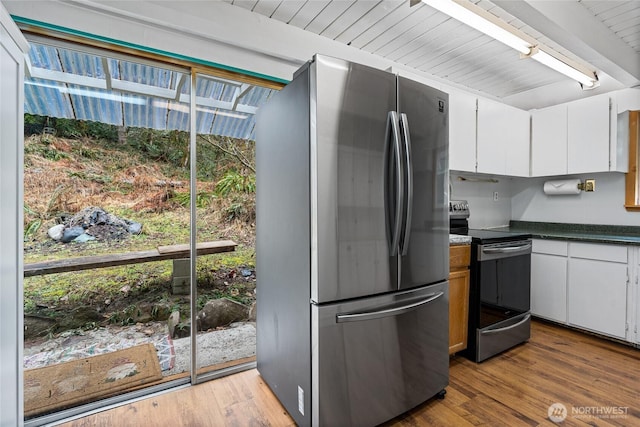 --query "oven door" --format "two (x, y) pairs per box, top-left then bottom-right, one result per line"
(477, 241), (531, 328)
(474, 241), (531, 361)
